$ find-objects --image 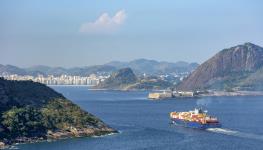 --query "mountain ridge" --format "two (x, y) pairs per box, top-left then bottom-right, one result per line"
(0, 59), (198, 76)
(106, 59), (199, 75)
(177, 42), (263, 90)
